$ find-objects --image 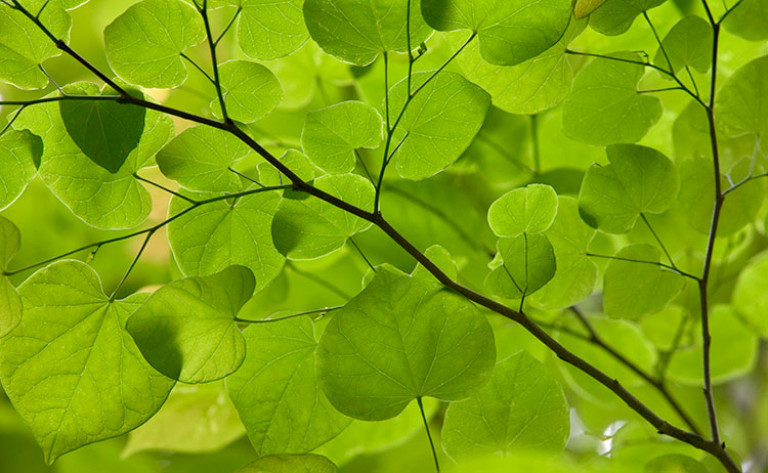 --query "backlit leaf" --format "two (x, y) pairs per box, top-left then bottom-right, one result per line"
(421, 0), (572, 66)
(488, 184), (558, 237)
(389, 72), (491, 180)
(442, 351), (569, 458)
(563, 53), (662, 145)
(126, 266), (254, 383)
(238, 0), (309, 60)
(236, 454), (338, 473)
(0, 130), (42, 210)
(212, 60), (282, 123)
(104, 0), (205, 88)
(301, 101), (383, 174)
(0, 261), (174, 463)
(303, 0), (431, 65)
(226, 317), (351, 456)
(578, 144), (678, 233)
(603, 244), (685, 319)
(316, 265), (496, 420)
